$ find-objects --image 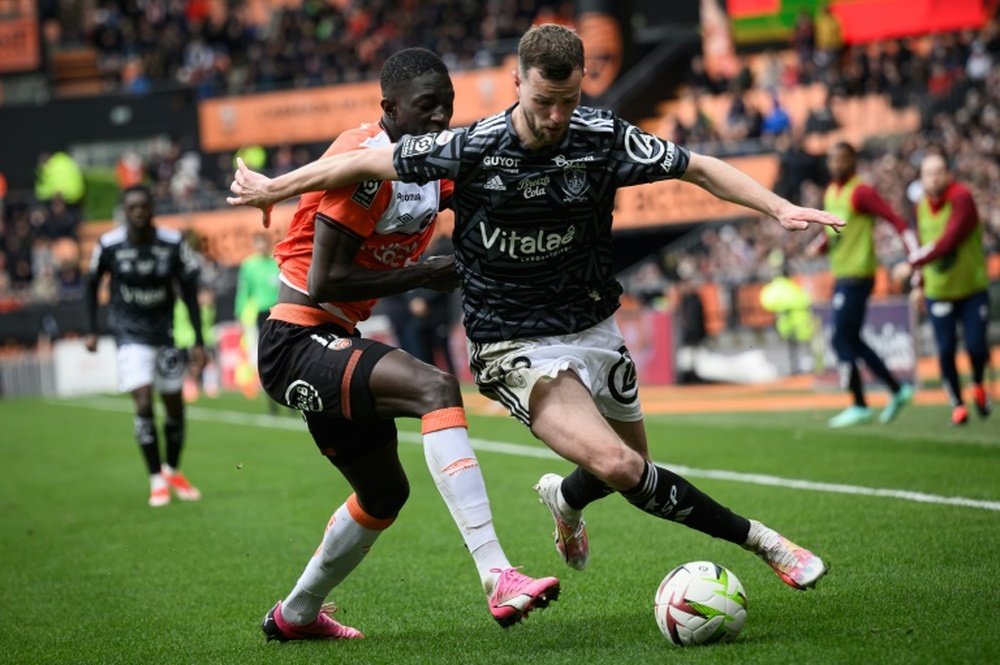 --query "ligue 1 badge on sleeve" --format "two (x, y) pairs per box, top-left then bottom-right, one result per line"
(400, 134), (436, 158)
